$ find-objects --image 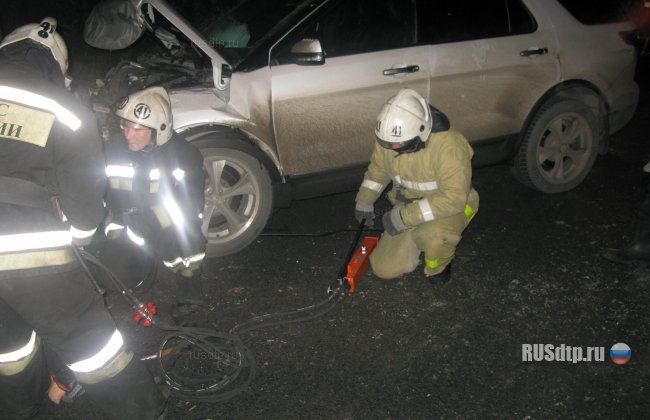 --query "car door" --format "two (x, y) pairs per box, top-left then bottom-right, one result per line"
(418, 0), (560, 144)
(269, 0), (430, 176)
